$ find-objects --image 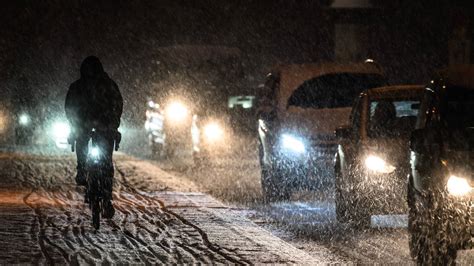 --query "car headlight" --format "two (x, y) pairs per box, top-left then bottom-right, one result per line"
(447, 175), (472, 196)
(52, 122), (71, 139)
(19, 114), (30, 125)
(165, 101), (188, 123)
(364, 155), (396, 174)
(51, 122), (71, 148)
(203, 122), (224, 142)
(281, 134), (306, 154)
